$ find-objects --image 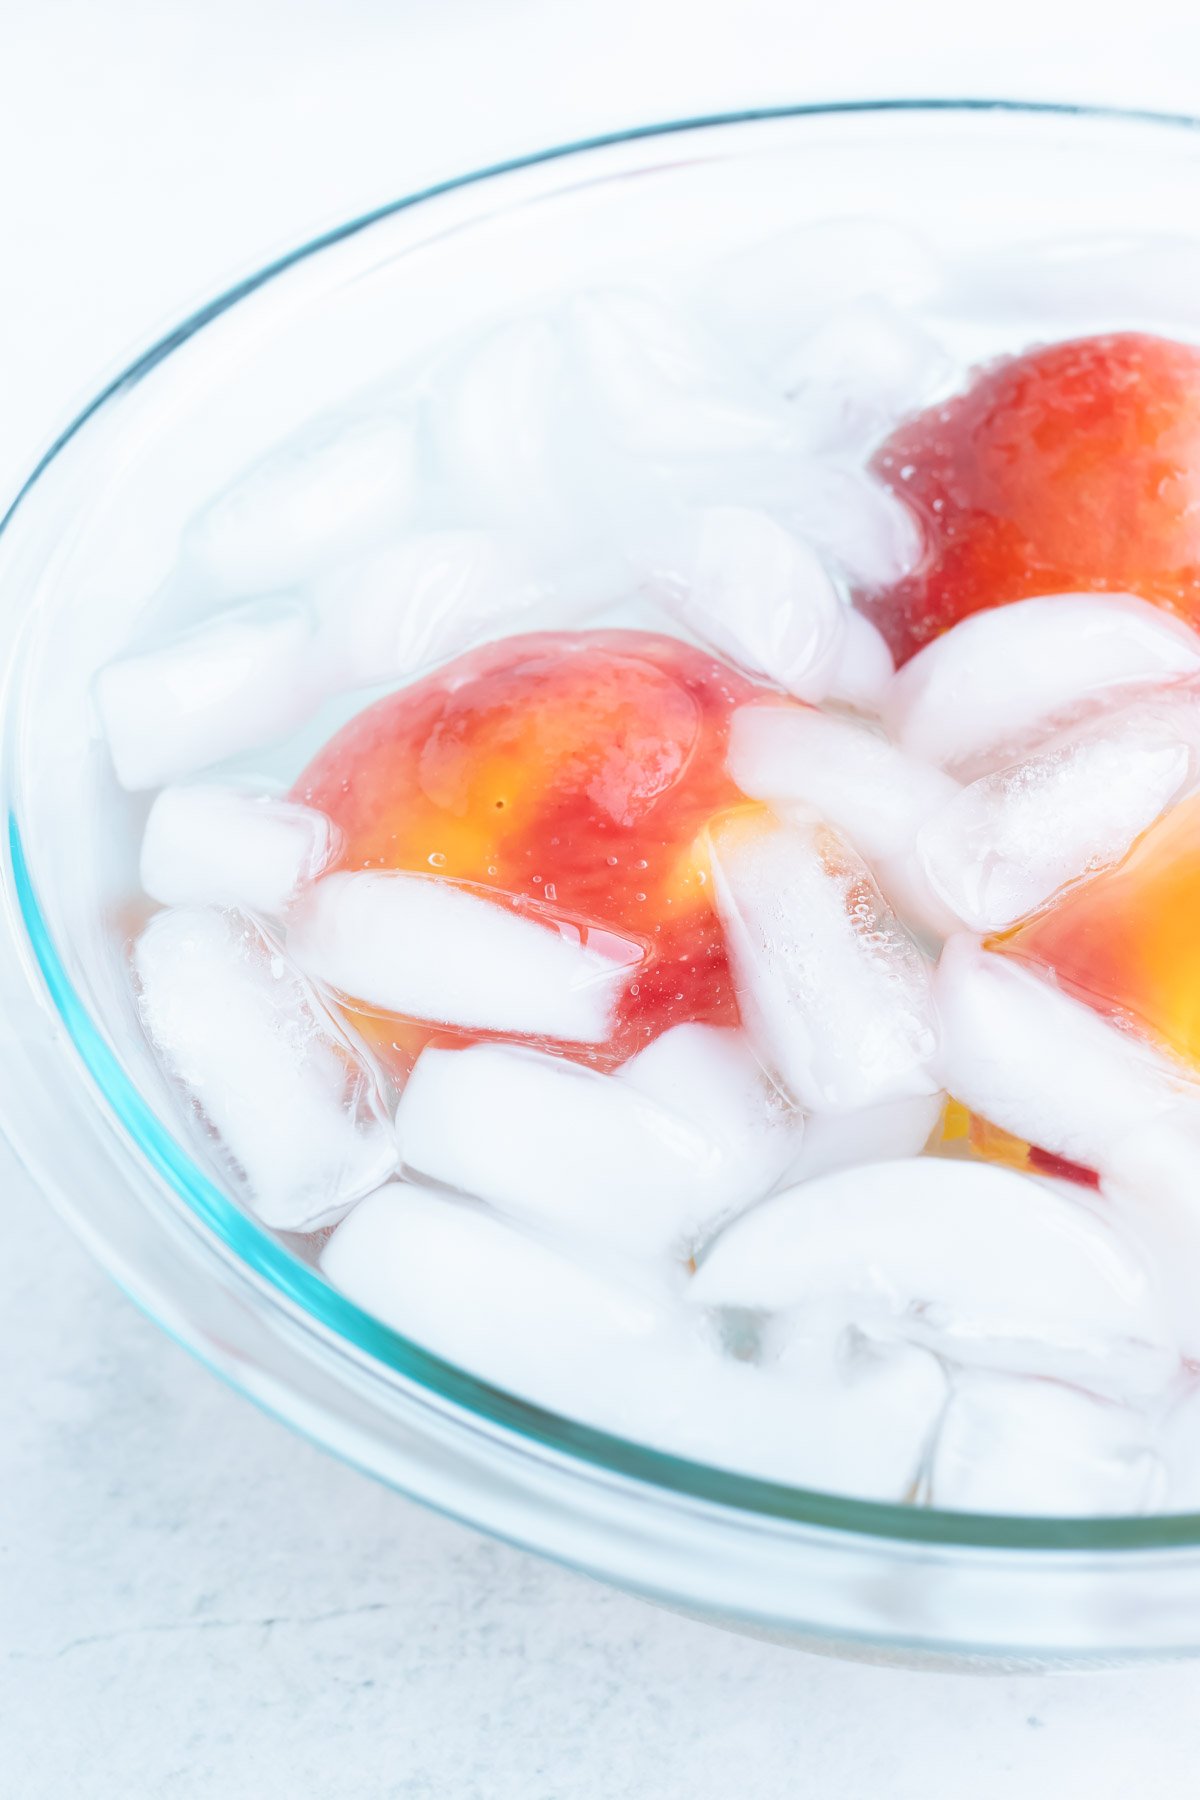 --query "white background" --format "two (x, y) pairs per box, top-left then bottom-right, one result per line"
(6, 2), (1200, 1793)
